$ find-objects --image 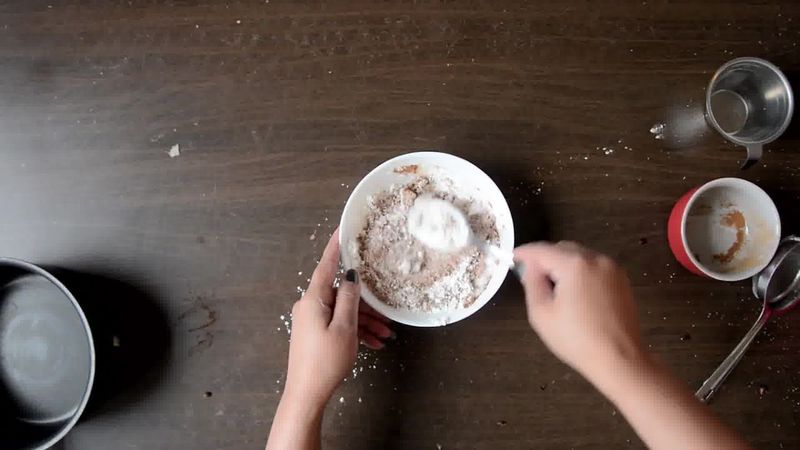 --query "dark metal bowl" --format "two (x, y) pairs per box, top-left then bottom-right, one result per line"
(0, 258), (95, 449)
